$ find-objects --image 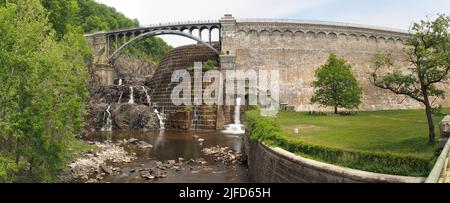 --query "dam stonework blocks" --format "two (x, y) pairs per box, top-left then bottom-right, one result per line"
(145, 44), (224, 129)
(221, 16), (450, 111)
